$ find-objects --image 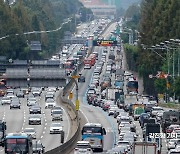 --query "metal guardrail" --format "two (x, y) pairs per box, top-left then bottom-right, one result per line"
(45, 90), (80, 154)
(45, 21), (115, 154)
